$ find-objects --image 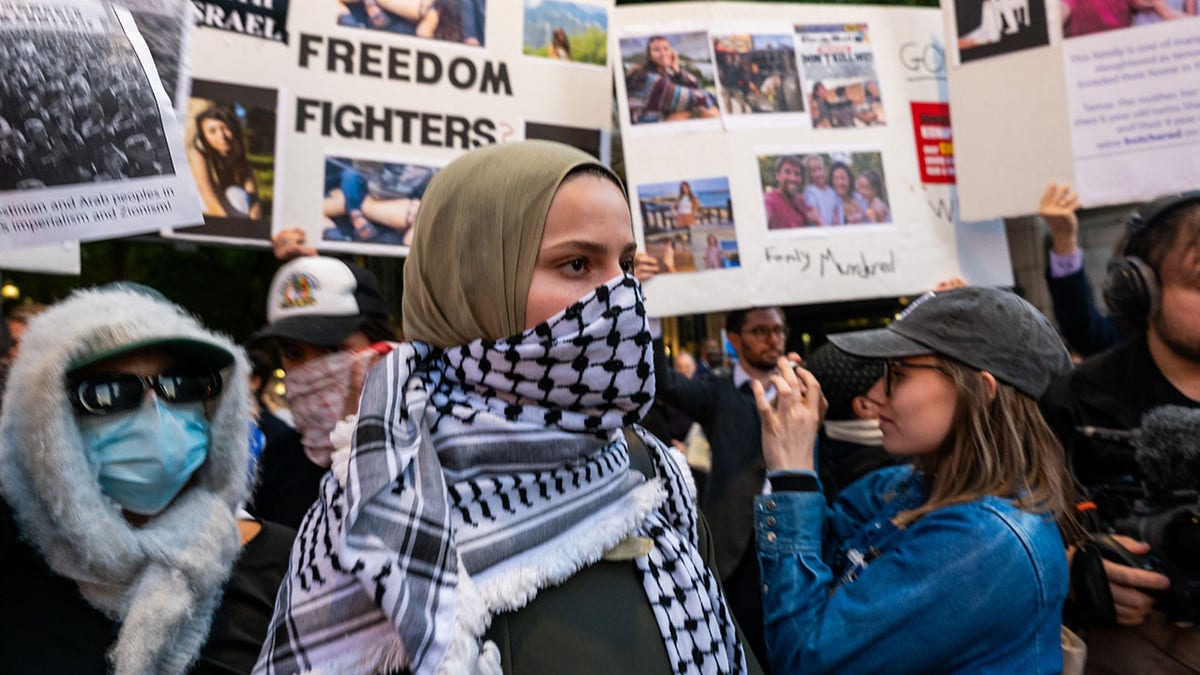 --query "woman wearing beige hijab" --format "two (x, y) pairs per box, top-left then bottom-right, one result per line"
(255, 141), (755, 675)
